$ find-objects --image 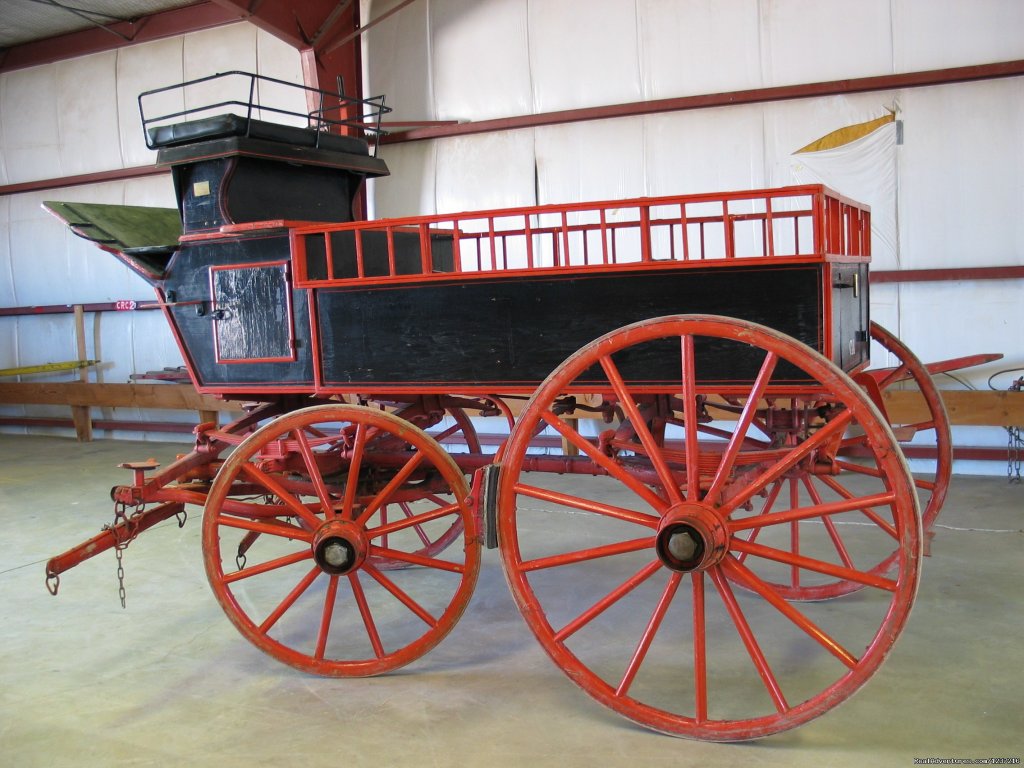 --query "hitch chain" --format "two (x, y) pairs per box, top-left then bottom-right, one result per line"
(1007, 377), (1023, 485)
(104, 501), (144, 609)
(1009, 425), (1022, 485)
